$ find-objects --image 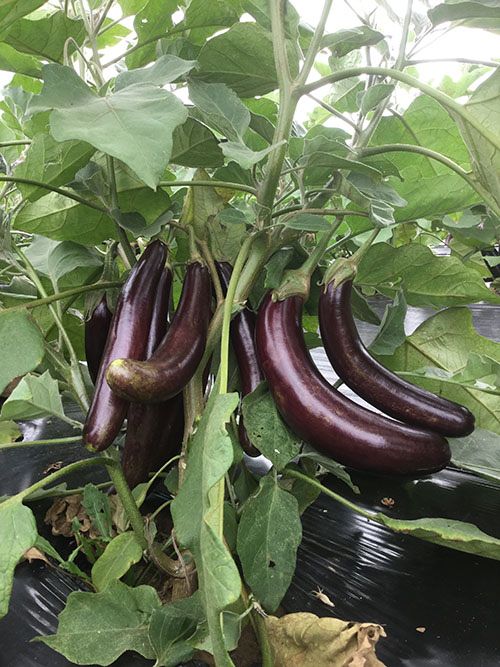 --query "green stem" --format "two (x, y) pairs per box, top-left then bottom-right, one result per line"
(284, 467), (374, 520)
(0, 140), (31, 148)
(0, 175), (108, 213)
(254, 612), (274, 667)
(406, 57), (499, 68)
(93, 0), (114, 35)
(358, 144), (500, 216)
(0, 435), (82, 450)
(219, 235), (254, 395)
(295, 0), (333, 87)
(306, 93), (358, 130)
(107, 156), (137, 267)
(300, 66), (500, 153)
(104, 455), (147, 550)
(274, 206), (369, 219)
(2, 280), (122, 313)
(395, 0), (413, 70)
(15, 457), (109, 502)
(161, 179), (257, 196)
(199, 239), (224, 304)
(323, 227), (379, 285)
